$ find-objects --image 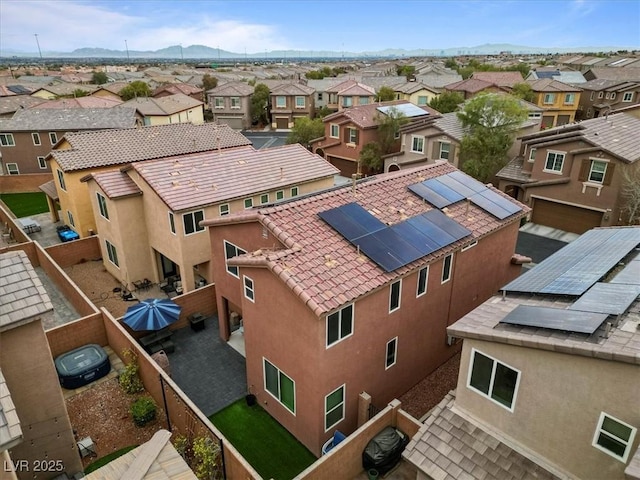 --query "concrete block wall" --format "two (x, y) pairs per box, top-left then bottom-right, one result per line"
(44, 236), (102, 268)
(0, 173), (52, 193)
(46, 312), (107, 358)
